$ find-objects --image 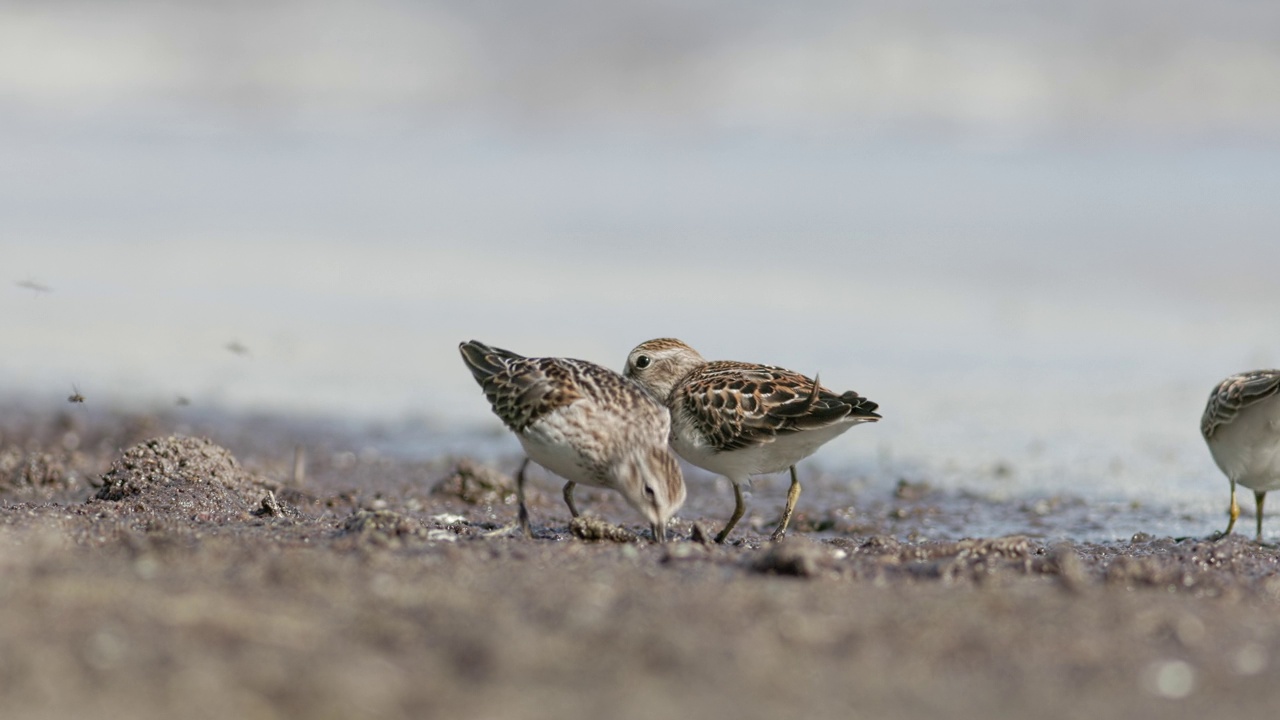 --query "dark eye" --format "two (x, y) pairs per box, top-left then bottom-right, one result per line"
(634, 355), (651, 370)
(643, 485), (656, 500)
